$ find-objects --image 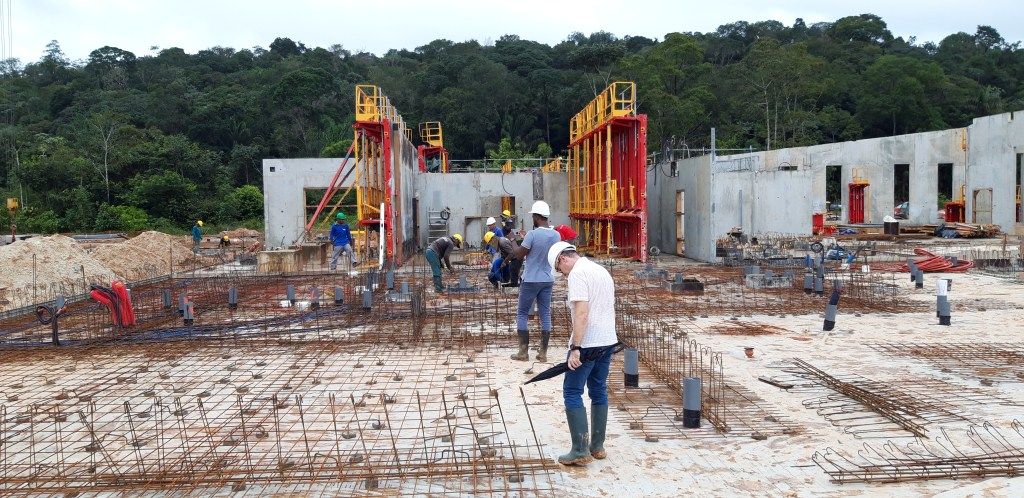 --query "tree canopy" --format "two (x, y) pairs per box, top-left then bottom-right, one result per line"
(1, 16), (1022, 233)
